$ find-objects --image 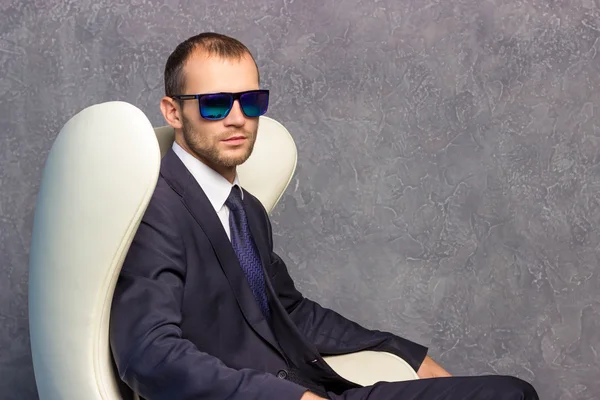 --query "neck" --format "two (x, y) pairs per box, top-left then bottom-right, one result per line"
(212, 165), (237, 184)
(175, 137), (237, 183)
